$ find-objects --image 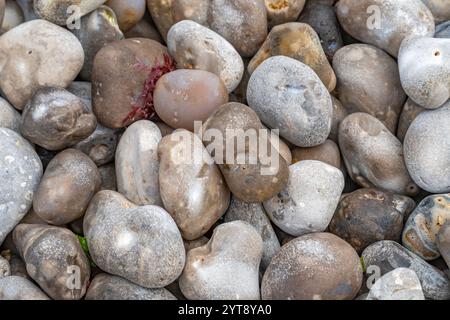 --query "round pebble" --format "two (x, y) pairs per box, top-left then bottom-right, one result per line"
(0, 276), (49, 300)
